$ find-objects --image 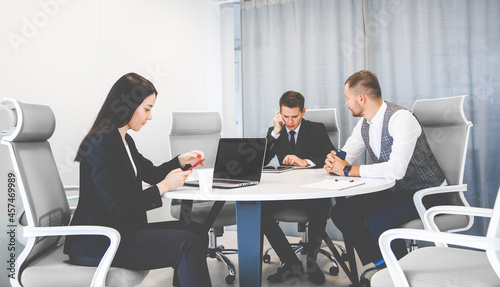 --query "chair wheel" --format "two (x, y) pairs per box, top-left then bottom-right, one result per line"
(225, 274), (236, 284)
(329, 266), (339, 276)
(360, 277), (371, 287)
(263, 254), (271, 263)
